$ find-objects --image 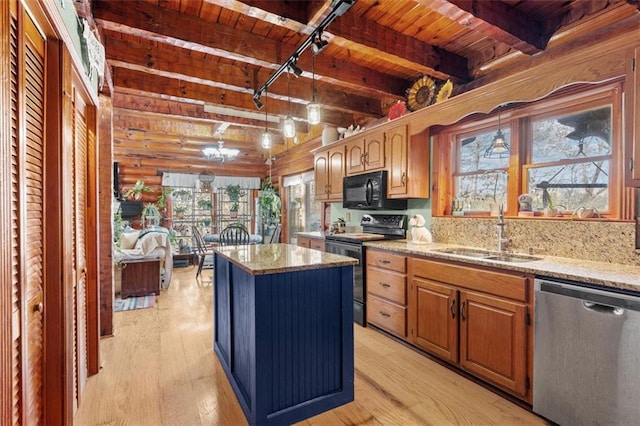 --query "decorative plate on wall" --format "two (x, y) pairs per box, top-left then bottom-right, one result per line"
(388, 101), (407, 120)
(407, 76), (436, 111)
(436, 79), (454, 103)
